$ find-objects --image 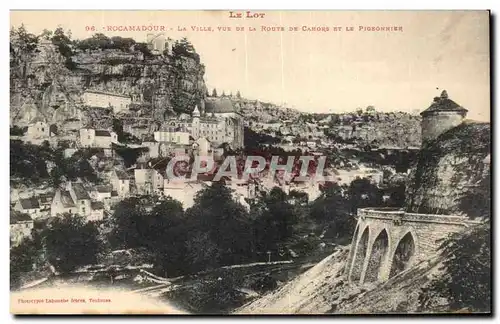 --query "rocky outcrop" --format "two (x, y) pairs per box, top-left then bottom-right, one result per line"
(405, 121), (490, 216)
(10, 36), (207, 128)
